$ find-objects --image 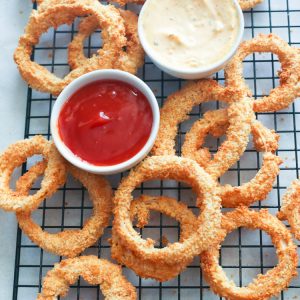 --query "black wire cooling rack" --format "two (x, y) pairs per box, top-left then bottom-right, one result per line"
(12, 1), (300, 299)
